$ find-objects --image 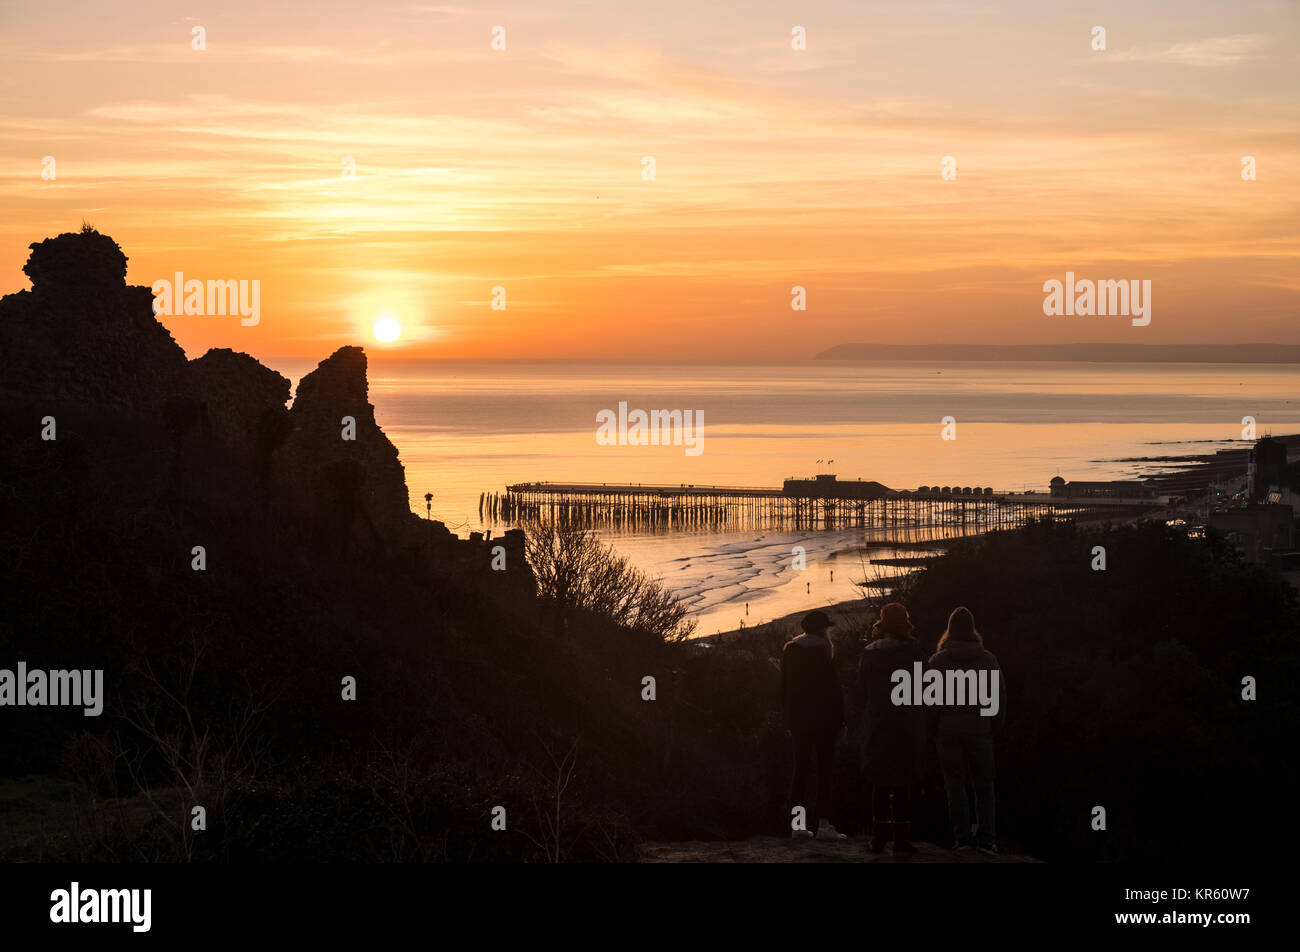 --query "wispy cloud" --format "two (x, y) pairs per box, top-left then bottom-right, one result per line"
(0, 1), (1296, 358)
(3, 42), (427, 66)
(1108, 34), (1267, 67)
